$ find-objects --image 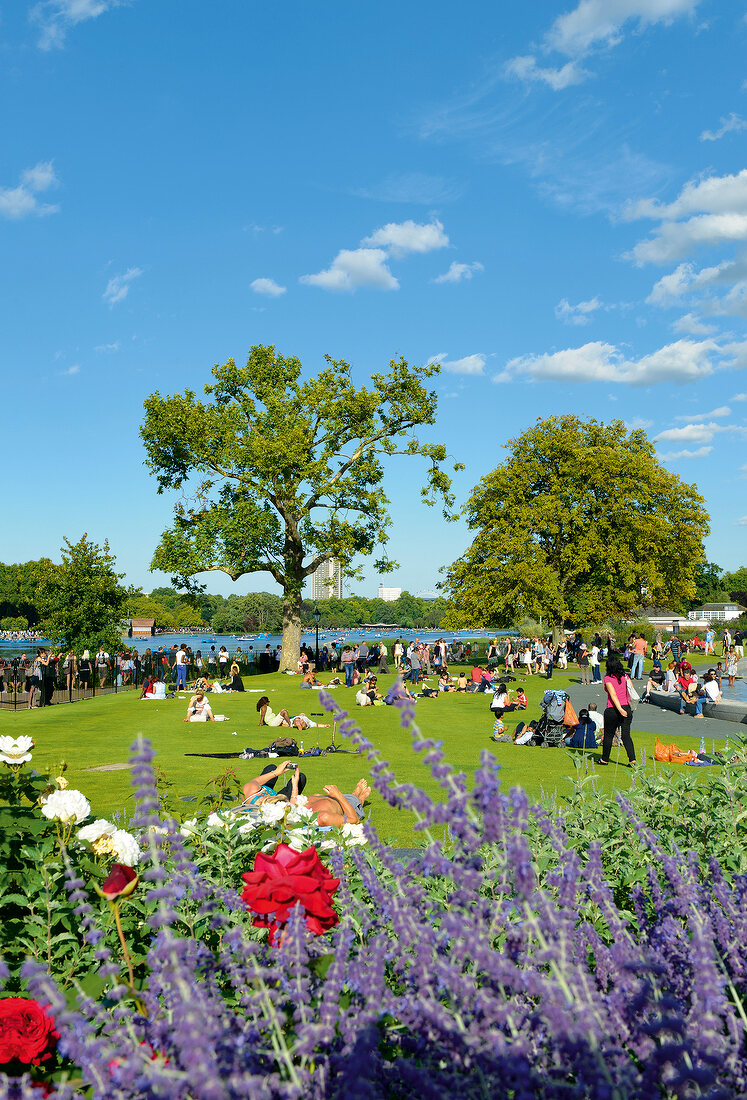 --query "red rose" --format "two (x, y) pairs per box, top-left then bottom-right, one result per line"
(241, 843), (340, 941)
(0, 998), (59, 1067)
(98, 863), (138, 900)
